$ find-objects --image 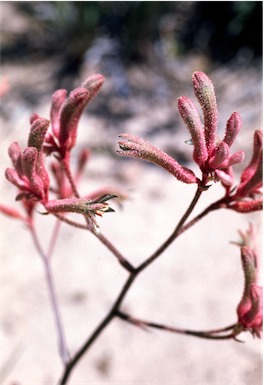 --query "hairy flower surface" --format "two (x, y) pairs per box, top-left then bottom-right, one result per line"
(46, 194), (116, 218)
(178, 72), (245, 187)
(118, 133), (198, 184)
(118, 71), (253, 193)
(233, 225), (262, 338)
(226, 130), (263, 213)
(5, 117), (50, 202)
(44, 74), (105, 159)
